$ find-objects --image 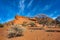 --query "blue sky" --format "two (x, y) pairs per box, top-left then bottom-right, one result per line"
(0, 0), (60, 23)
